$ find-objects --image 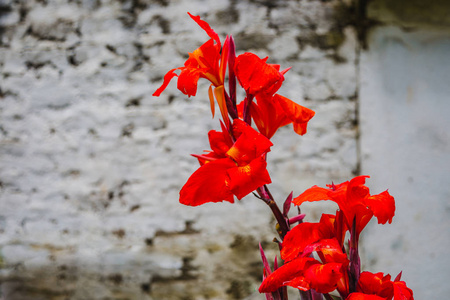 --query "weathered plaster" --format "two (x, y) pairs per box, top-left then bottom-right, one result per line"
(0, 0), (359, 299)
(2, 0), (446, 299)
(359, 1), (450, 299)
